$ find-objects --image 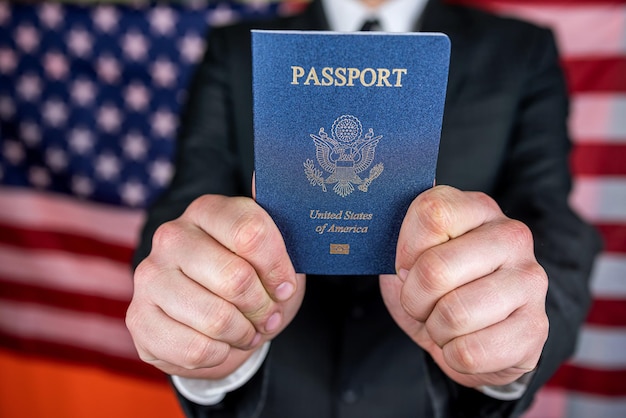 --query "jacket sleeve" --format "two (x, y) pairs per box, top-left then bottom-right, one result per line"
(133, 26), (250, 266)
(428, 26), (602, 418)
